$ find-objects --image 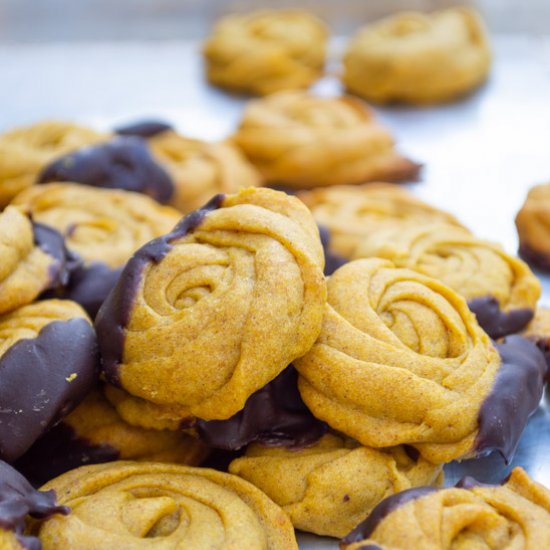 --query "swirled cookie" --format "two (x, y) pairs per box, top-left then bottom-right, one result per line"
(15, 387), (209, 487)
(148, 130), (262, 213)
(37, 461), (298, 549)
(0, 120), (106, 206)
(232, 92), (420, 188)
(342, 467), (550, 550)
(203, 9), (327, 96)
(516, 183), (550, 271)
(343, 7), (491, 104)
(0, 460), (67, 550)
(294, 259), (545, 464)
(96, 188), (326, 423)
(353, 222), (540, 338)
(299, 184), (463, 259)
(229, 434), (442, 537)
(0, 300), (98, 462)
(12, 183), (181, 316)
(0, 206), (75, 315)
